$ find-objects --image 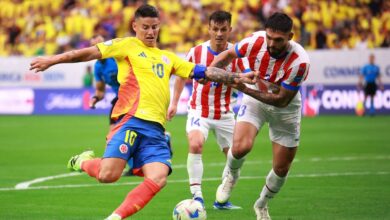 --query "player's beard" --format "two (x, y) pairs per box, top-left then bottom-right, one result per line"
(267, 45), (288, 59)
